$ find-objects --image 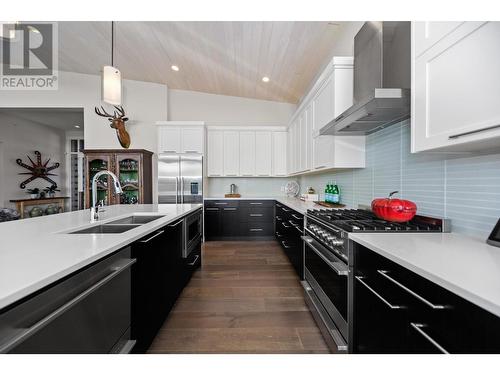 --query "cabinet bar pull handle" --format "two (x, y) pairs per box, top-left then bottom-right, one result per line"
(377, 270), (447, 309)
(250, 214), (263, 217)
(205, 207), (219, 211)
(223, 207), (237, 211)
(187, 255), (200, 266)
(355, 276), (404, 309)
(291, 214), (302, 220)
(281, 222), (291, 228)
(0, 258), (137, 353)
(281, 241), (292, 249)
(275, 216), (282, 221)
(449, 123), (500, 139)
(250, 228), (263, 232)
(410, 323), (449, 354)
(214, 202), (228, 205)
(184, 150), (200, 153)
(168, 219), (183, 227)
(275, 231), (283, 238)
(139, 230), (165, 243)
(282, 208), (291, 212)
(250, 202), (263, 205)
